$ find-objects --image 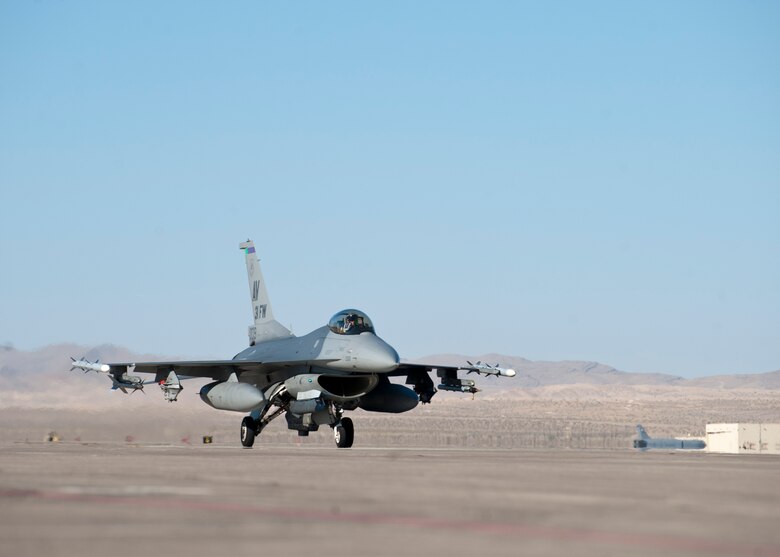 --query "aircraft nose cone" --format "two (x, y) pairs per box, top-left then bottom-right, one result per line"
(505, 368), (516, 377)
